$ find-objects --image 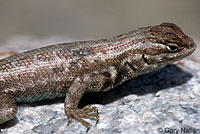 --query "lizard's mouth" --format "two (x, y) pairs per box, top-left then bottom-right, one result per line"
(173, 37), (196, 61)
